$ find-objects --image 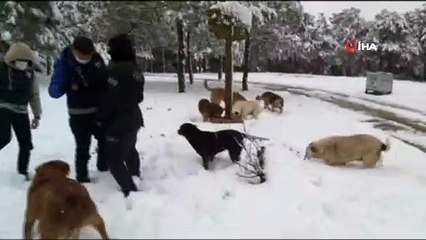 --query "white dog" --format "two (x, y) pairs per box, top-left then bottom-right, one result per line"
(232, 100), (262, 120)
